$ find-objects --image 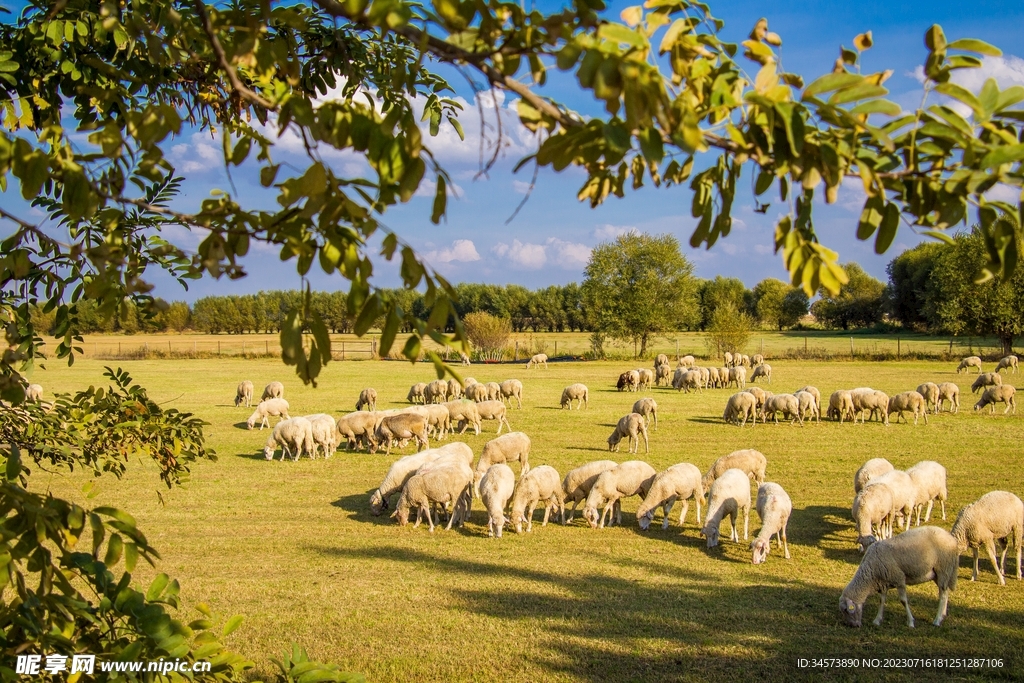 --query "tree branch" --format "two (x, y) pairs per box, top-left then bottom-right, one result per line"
(192, 0), (276, 111)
